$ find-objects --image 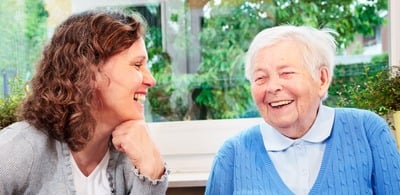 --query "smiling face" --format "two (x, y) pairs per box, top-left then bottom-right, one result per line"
(94, 37), (156, 127)
(250, 40), (330, 138)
